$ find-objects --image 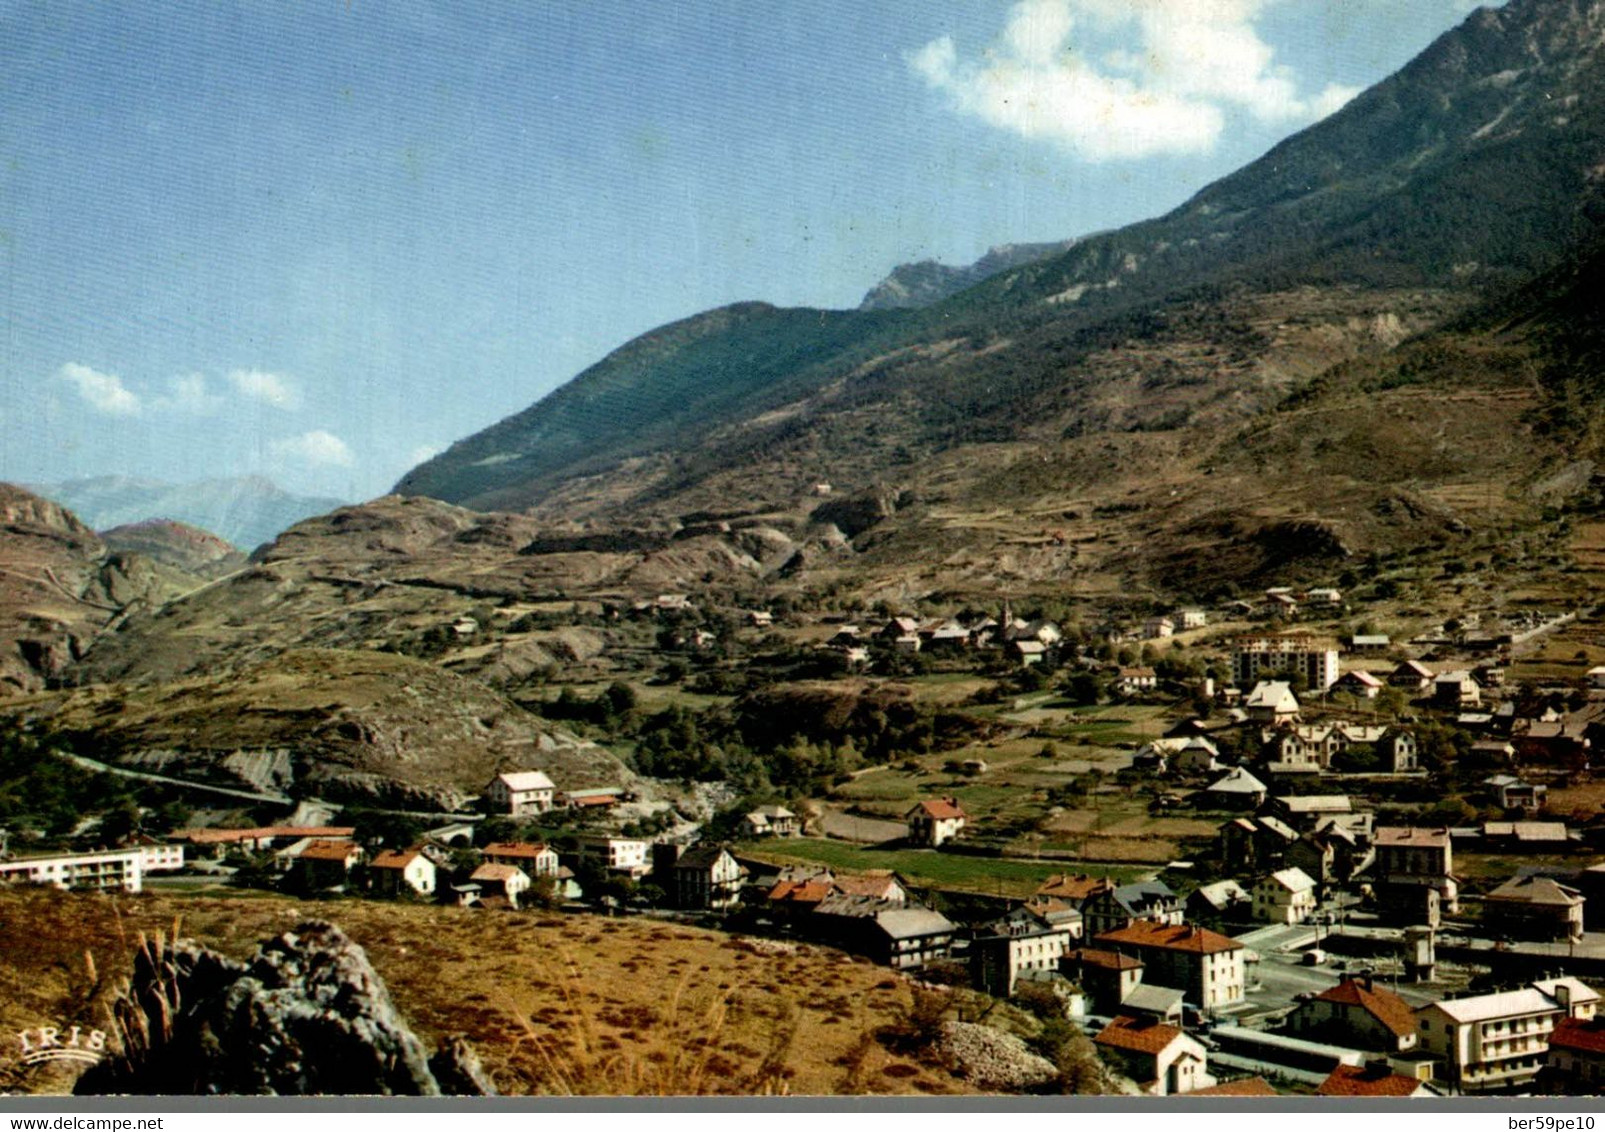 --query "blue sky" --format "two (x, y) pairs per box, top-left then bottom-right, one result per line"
(1, 0), (1493, 501)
